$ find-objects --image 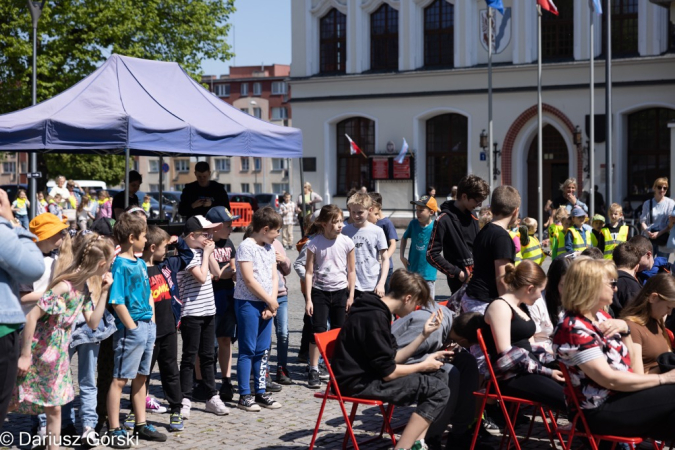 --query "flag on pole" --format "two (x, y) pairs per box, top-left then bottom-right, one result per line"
(486, 0), (504, 15)
(537, 0), (558, 15)
(589, 0), (602, 14)
(395, 138), (409, 164)
(345, 134), (363, 156)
